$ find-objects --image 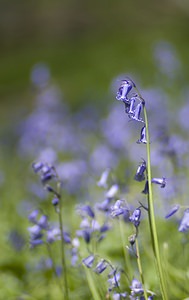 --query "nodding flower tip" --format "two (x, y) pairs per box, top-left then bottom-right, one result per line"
(116, 80), (133, 102)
